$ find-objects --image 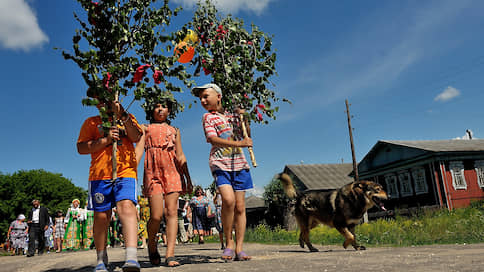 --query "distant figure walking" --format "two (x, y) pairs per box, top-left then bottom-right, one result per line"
(7, 214), (28, 255)
(27, 199), (50, 257)
(53, 210), (65, 253)
(189, 186), (210, 244)
(63, 199), (84, 251)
